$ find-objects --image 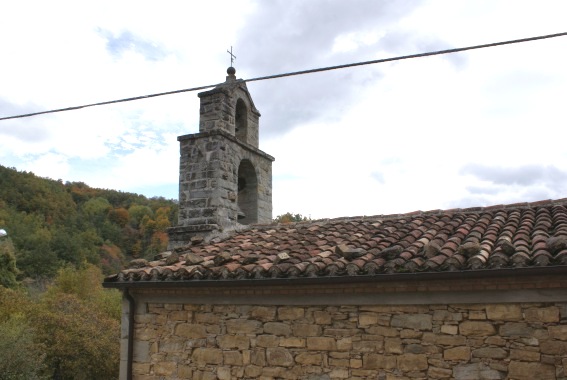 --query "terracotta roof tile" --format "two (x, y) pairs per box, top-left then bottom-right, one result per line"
(104, 199), (567, 284)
